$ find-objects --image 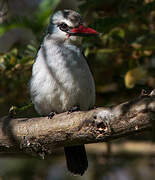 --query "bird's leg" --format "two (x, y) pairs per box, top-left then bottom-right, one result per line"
(67, 106), (79, 114)
(47, 112), (56, 119)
